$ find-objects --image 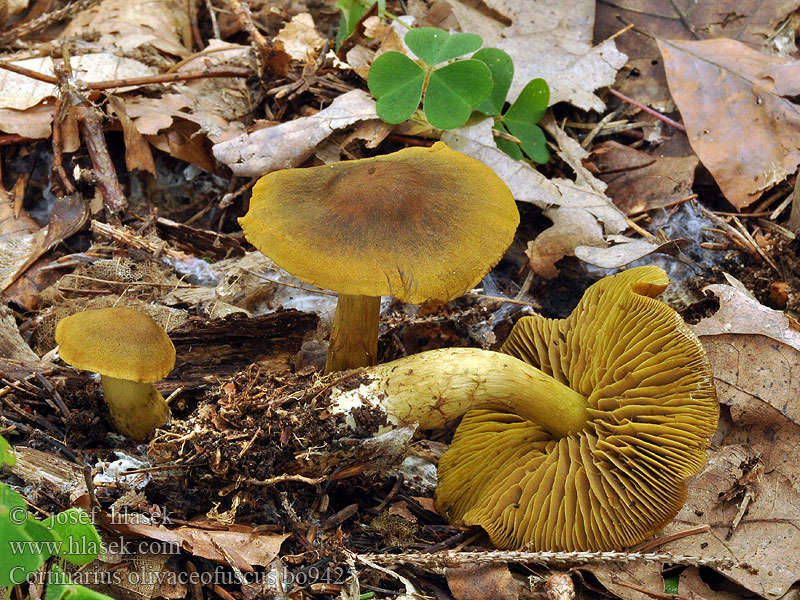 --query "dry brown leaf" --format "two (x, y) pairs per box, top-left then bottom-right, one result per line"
(213, 89), (379, 176)
(119, 40), (252, 162)
(660, 286), (800, 597)
(447, 564), (518, 600)
(595, 0), (800, 111)
(658, 38), (800, 208)
(442, 119), (627, 277)
(590, 286), (800, 598)
(107, 95), (156, 176)
(574, 235), (688, 269)
(275, 13), (324, 62)
(591, 141), (699, 215)
(60, 0), (191, 58)
(103, 515), (288, 572)
(0, 54), (158, 140)
(693, 283), (800, 349)
(445, 0), (626, 111)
